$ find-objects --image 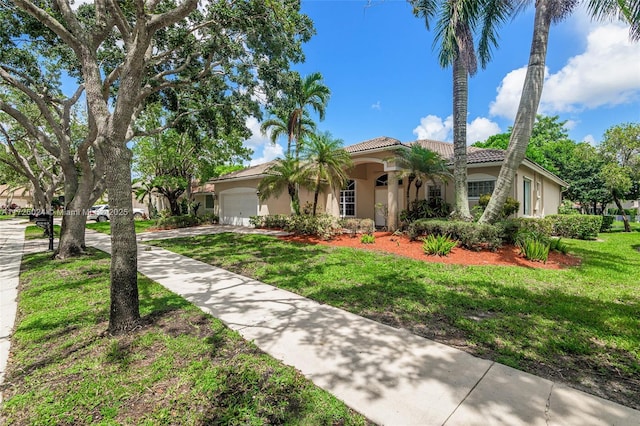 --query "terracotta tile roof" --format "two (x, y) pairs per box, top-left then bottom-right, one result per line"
(466, 148), (505, 164)
(345, 136), (403, 153)
(191, 181), (216, 193)
(406, 139), (502, 164)
(212, 160), (276, 182)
